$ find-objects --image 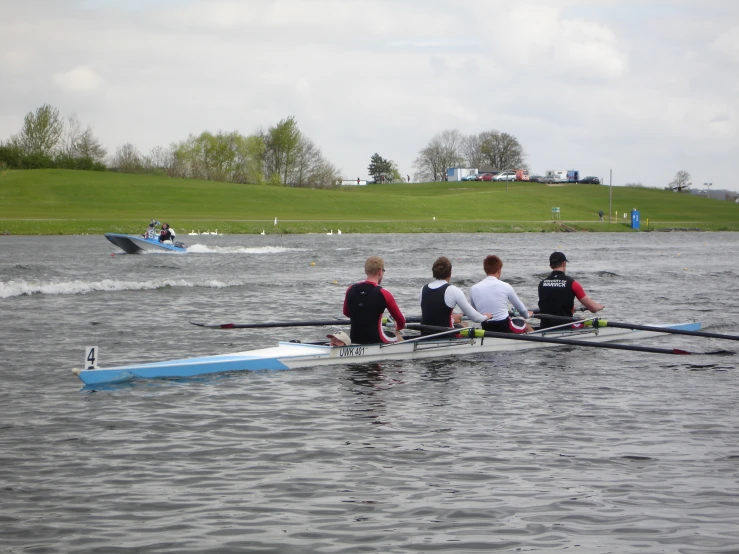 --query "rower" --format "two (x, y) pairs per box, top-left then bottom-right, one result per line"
(537, 252), (604, 329)
(343, 256), (406, 344)
(470, 255), (534, 333)
(420, 256), (490, 335)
